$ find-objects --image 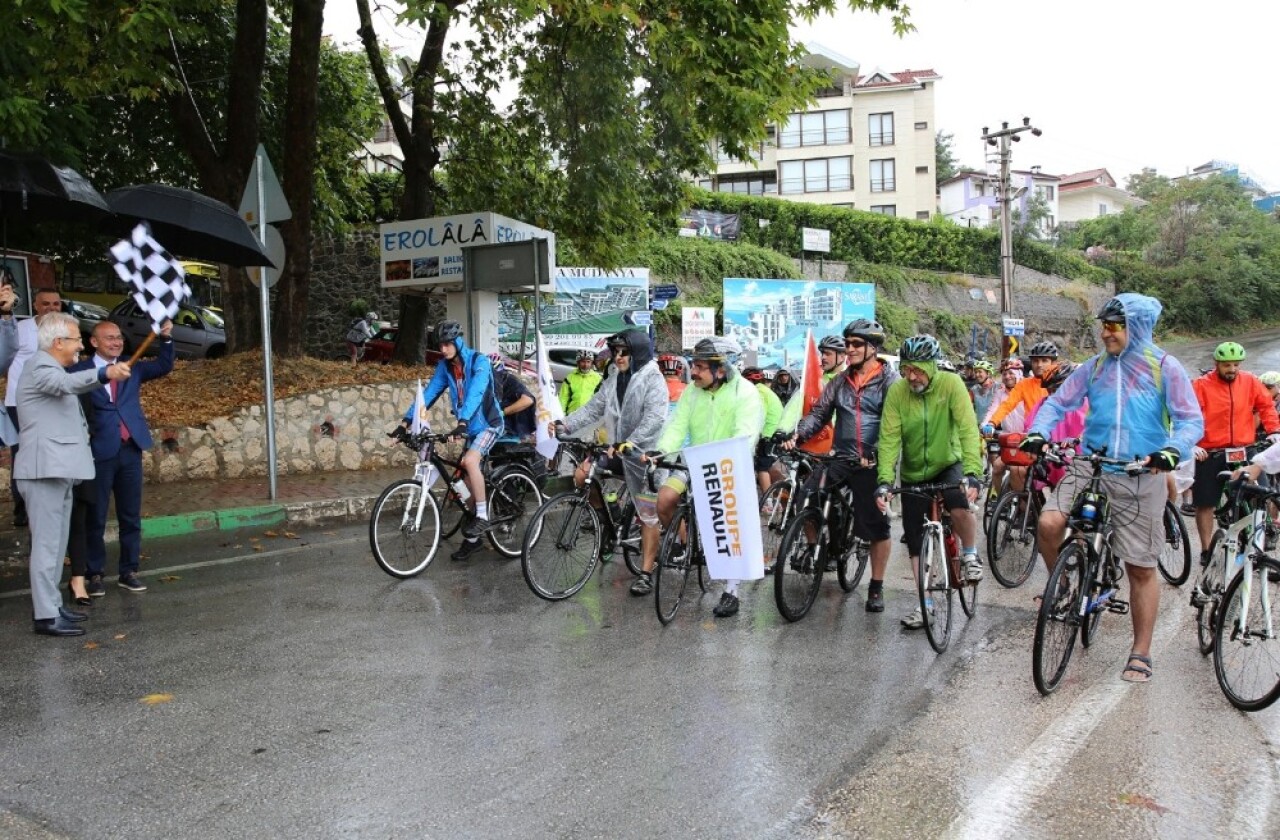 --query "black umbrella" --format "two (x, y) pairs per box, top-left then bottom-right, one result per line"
(0, 150), (111, 222)
(105, 184), (275, 268)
